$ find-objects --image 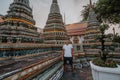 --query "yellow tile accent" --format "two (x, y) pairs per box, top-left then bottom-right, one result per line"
(4, 18), (34, 26)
